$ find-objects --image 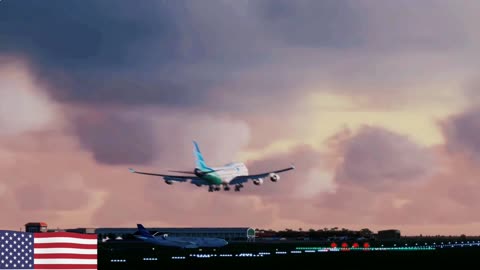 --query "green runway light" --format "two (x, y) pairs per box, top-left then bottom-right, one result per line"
(295, 246), (436, 251)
